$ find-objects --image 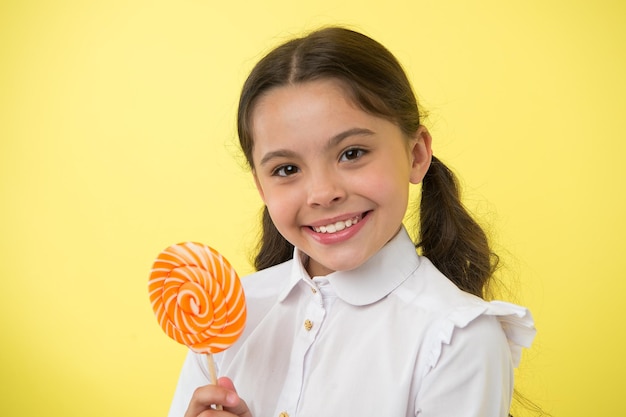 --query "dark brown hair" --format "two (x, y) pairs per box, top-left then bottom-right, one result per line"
(237, 27), (498, 298)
